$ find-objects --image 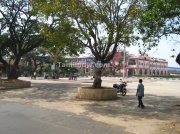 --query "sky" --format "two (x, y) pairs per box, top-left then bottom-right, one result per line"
(126, 35), (180, 68)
